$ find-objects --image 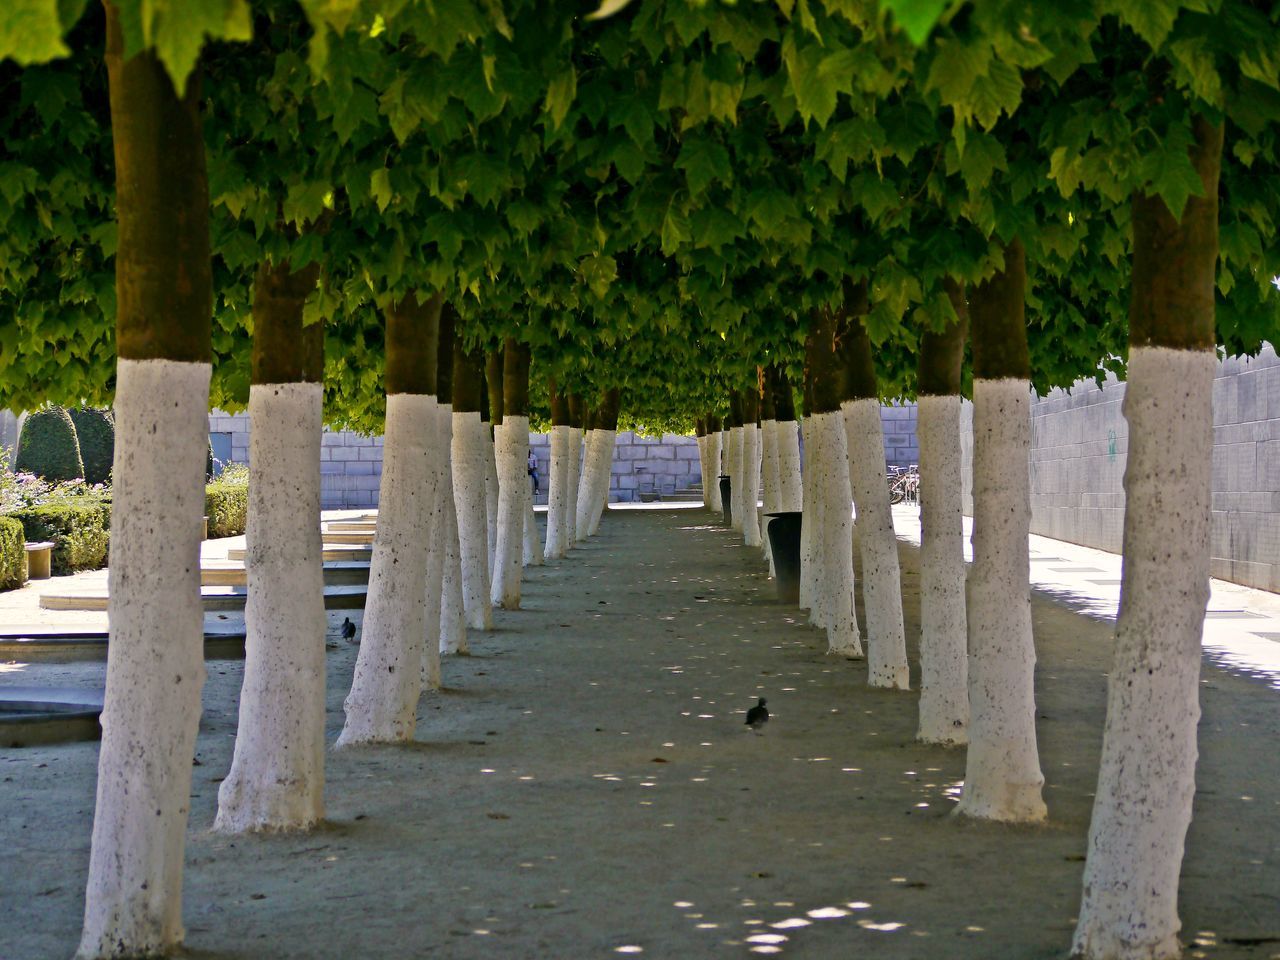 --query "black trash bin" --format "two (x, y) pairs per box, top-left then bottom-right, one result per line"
(718, 475), (732, 526)
(766, 511), (803, 604)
